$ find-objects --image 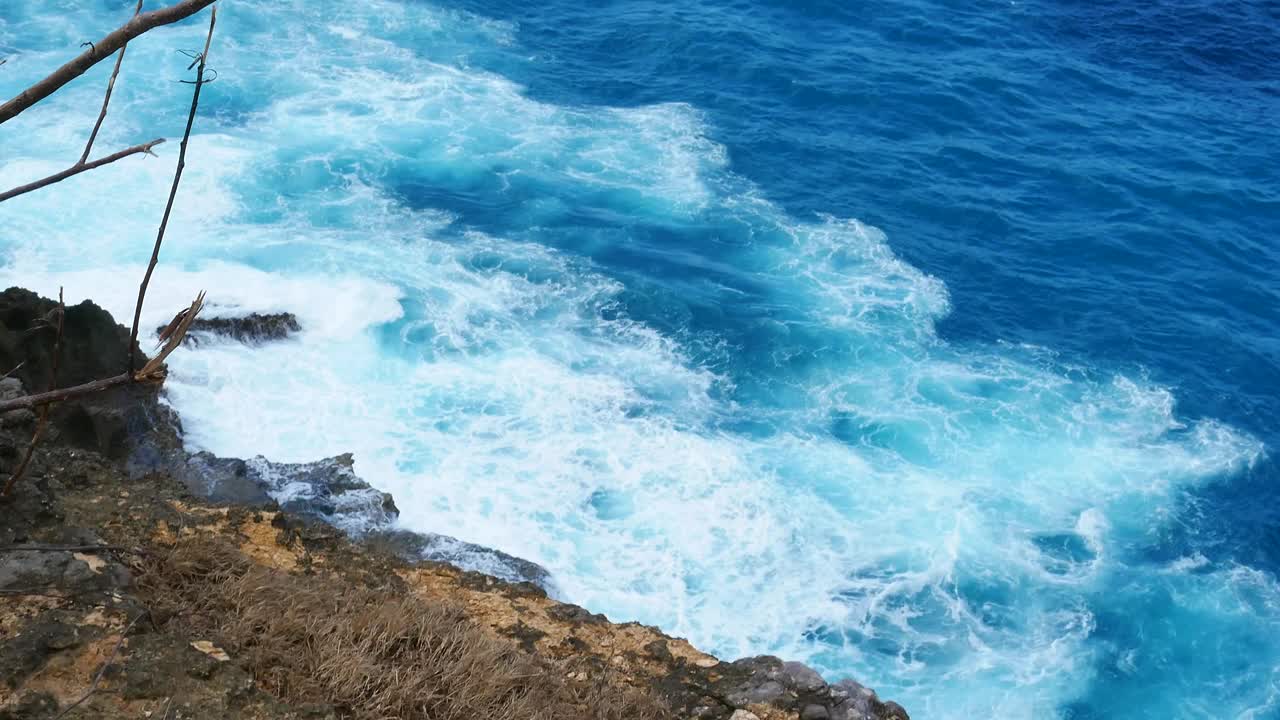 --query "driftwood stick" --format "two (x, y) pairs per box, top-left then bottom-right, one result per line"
(0, 373), (138, 414)
(0, 138), (164, 203)
(0, 0), (216, 125)
(128, 5), (215, 375)
(1, 289), (64, 498)
(81, 0), (145, 164)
